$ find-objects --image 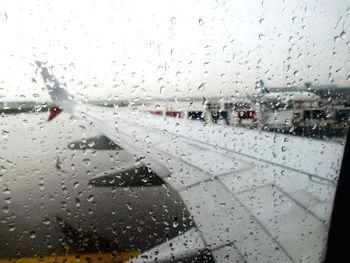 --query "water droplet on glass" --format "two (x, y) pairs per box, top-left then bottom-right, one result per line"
(42, 218), (51, 225)
(4, 197), (11, 204)
(198, 83), (206, 92)
(171, 17), (176, 24)
(172, 217), (179, 228)
(259, 34), (266, 40)
(83, 158), (91, 166)
(2, 130), (10, 138)
(2, 206), (9, 213)
(29, 231), (36, 239)
(159, 86), (165, 95)
(75, 198), (81, 208)
(198, 19), (204, 25)
(340, 30), (346, 39)
(126, 203), (132, 210)
(87, 195), (94, 202)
